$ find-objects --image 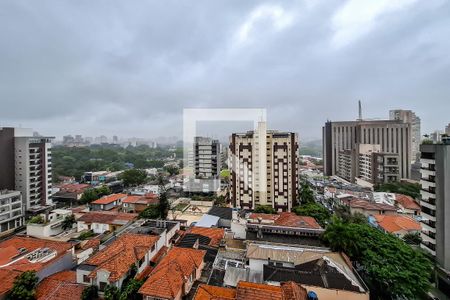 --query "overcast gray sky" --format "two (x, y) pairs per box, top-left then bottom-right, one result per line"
(1, 0), (449, 140)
